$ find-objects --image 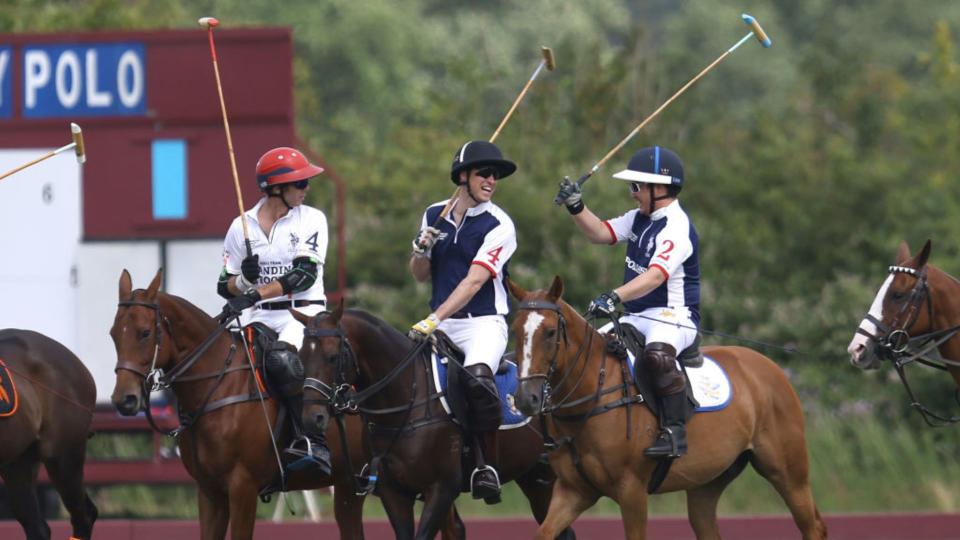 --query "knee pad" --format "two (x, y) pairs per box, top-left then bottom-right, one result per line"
(265, 342), (305, 397)
(642, 342), (685, 395)
(464, 364), (502, 432)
